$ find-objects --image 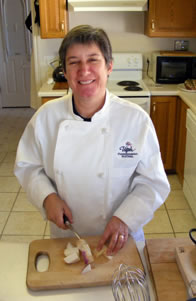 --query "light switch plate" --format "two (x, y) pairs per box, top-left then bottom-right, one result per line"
(174, 40), (189, 51)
